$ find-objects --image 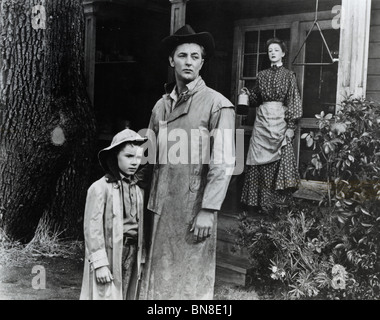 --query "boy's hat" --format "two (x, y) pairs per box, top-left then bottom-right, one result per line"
(98, 128), (147, 172)
(160, 24), (215, 61)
